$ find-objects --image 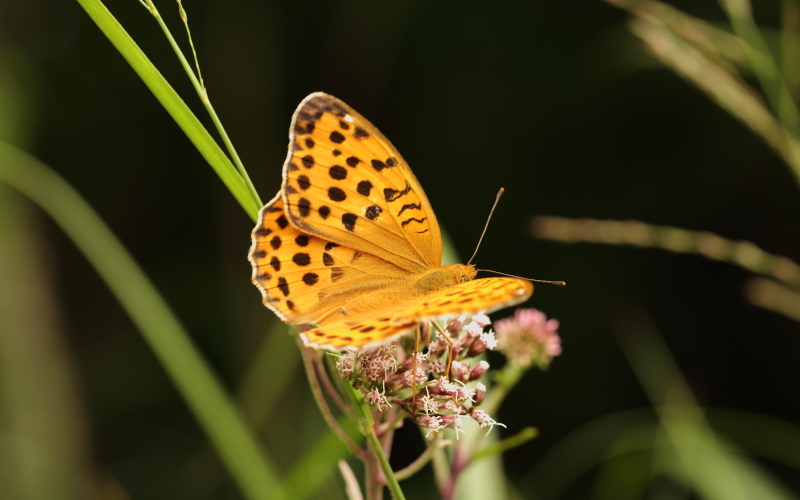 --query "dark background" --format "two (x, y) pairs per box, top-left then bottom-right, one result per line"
(1, 0), (798, 498)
